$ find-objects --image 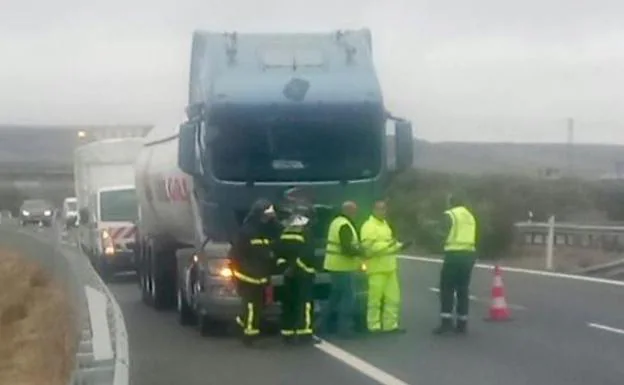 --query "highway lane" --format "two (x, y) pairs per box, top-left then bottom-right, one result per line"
(329, 259), (624, 385)
(7, 223), (383, 385)
(4, 222), (624, 385)
(109, 280), (382, 385)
